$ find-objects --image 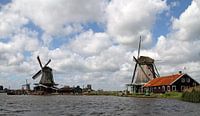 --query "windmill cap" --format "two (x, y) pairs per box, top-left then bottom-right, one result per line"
(138, 56), (154, 64)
